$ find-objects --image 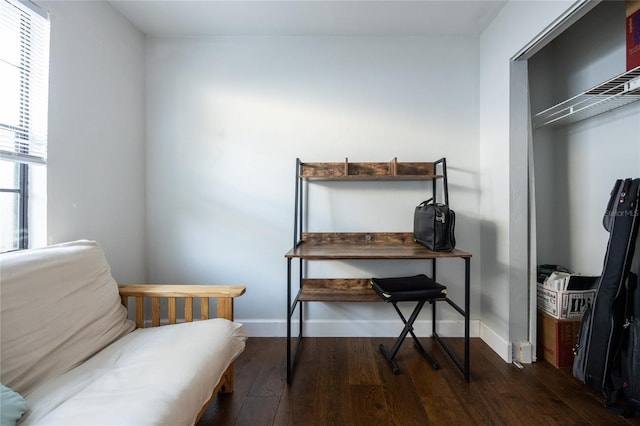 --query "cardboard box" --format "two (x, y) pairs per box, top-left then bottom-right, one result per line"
(537, 310), (582, 368)
(536, 283), (596, 320)
(627, 1), (640, 70)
